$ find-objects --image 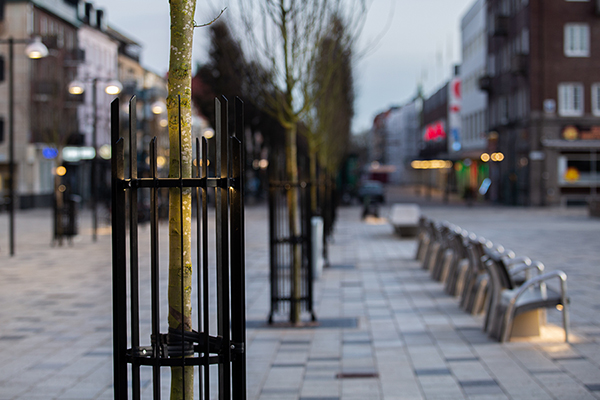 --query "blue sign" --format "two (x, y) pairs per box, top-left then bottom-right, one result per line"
(42, 147), (58, 159)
